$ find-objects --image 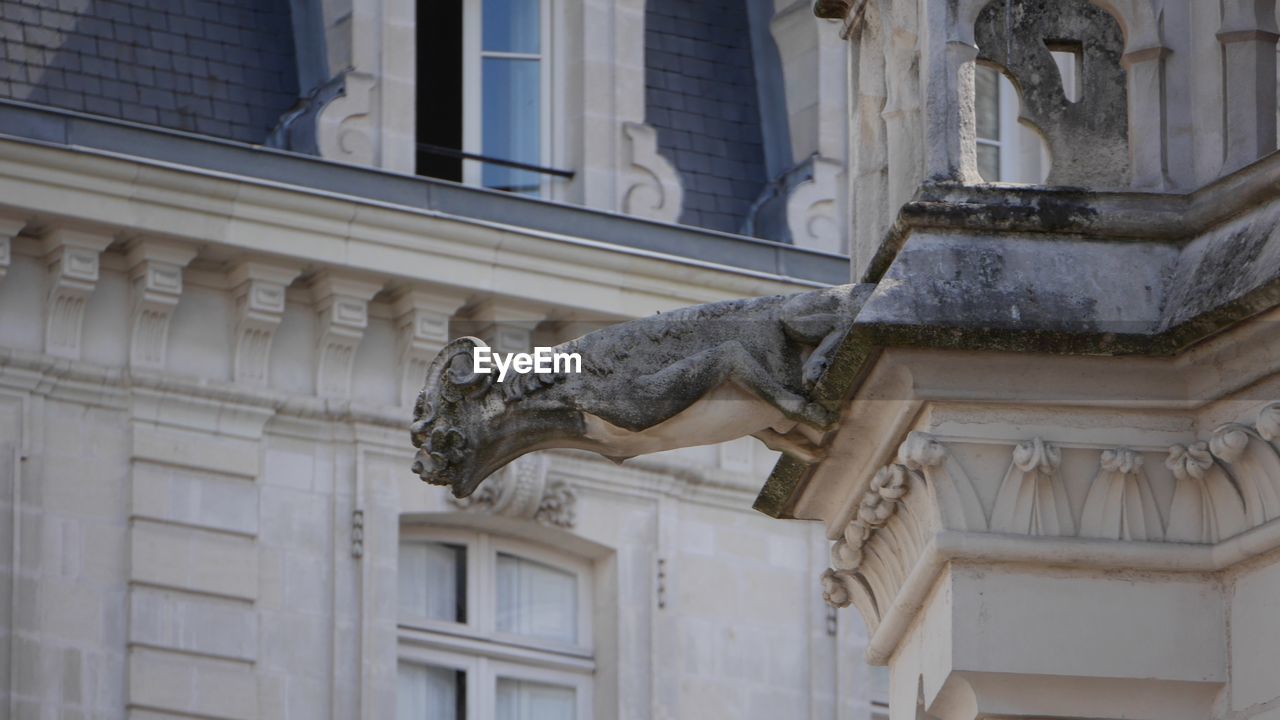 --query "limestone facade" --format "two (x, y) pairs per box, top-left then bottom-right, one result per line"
(0, 113), (868, 719)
